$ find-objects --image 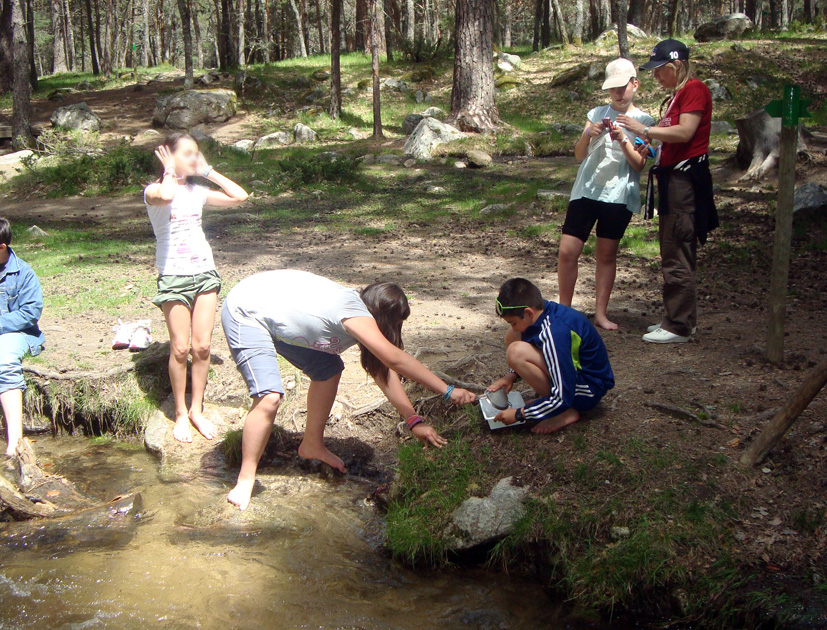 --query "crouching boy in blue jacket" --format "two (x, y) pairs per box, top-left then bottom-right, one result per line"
(487, 278), (614, 434)
(0, 218), (45, 457)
